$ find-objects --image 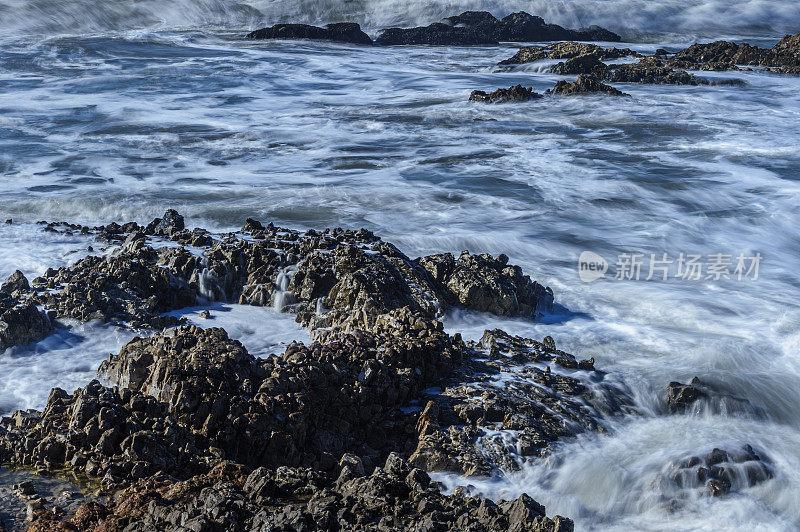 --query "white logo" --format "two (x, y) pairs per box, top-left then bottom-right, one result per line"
(578, 251), (608, 283)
